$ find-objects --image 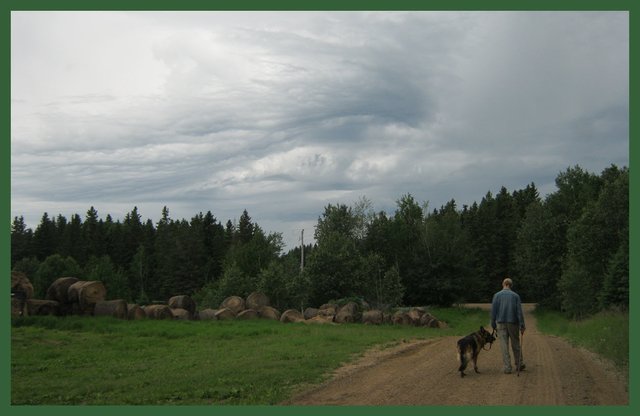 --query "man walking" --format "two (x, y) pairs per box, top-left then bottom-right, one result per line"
(491, 278), (525, 374)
